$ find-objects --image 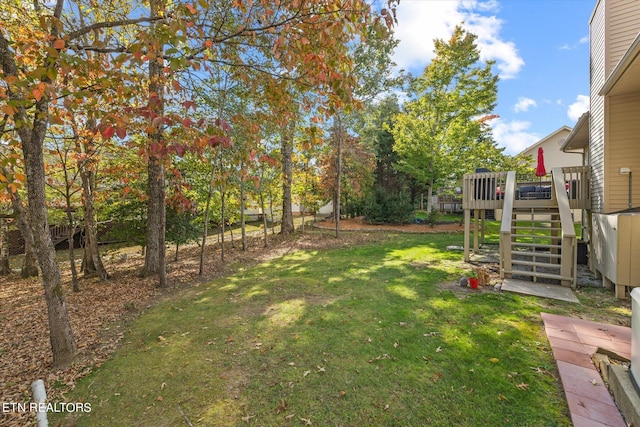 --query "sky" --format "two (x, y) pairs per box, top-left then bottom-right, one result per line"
(391, 0), (595, 156)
